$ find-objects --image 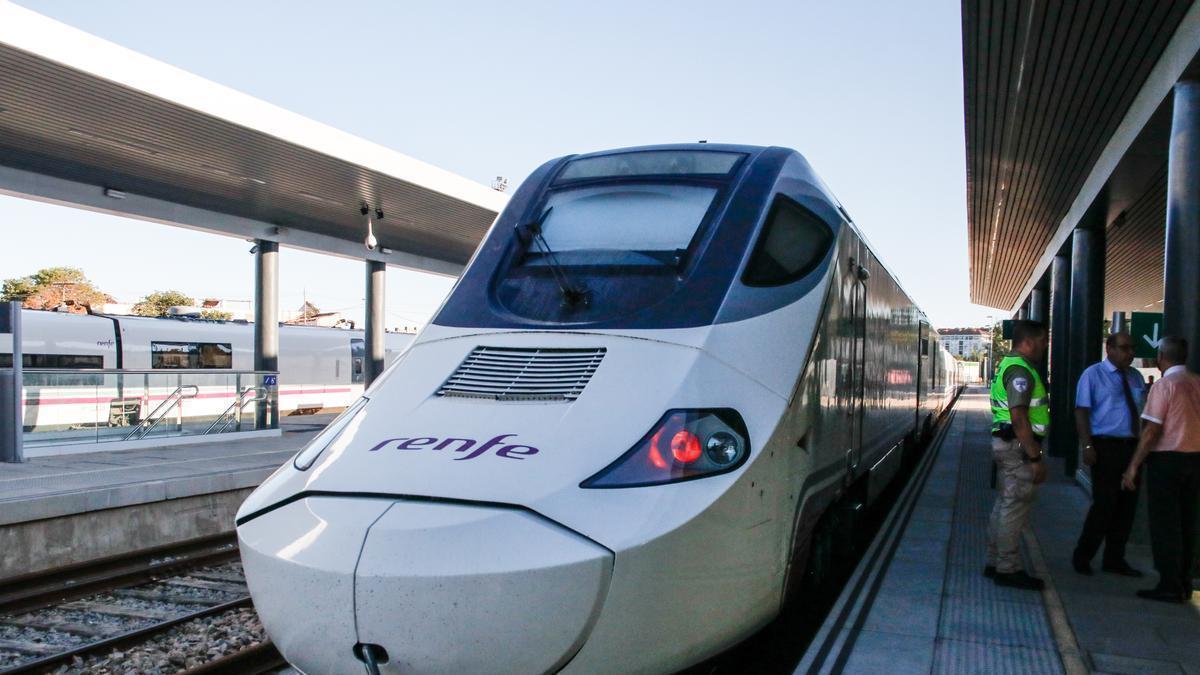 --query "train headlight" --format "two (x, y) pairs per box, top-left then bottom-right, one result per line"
(580, 409), (749, 488)
(293, 397), (369, 471)
(705, 432), (740, 465)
